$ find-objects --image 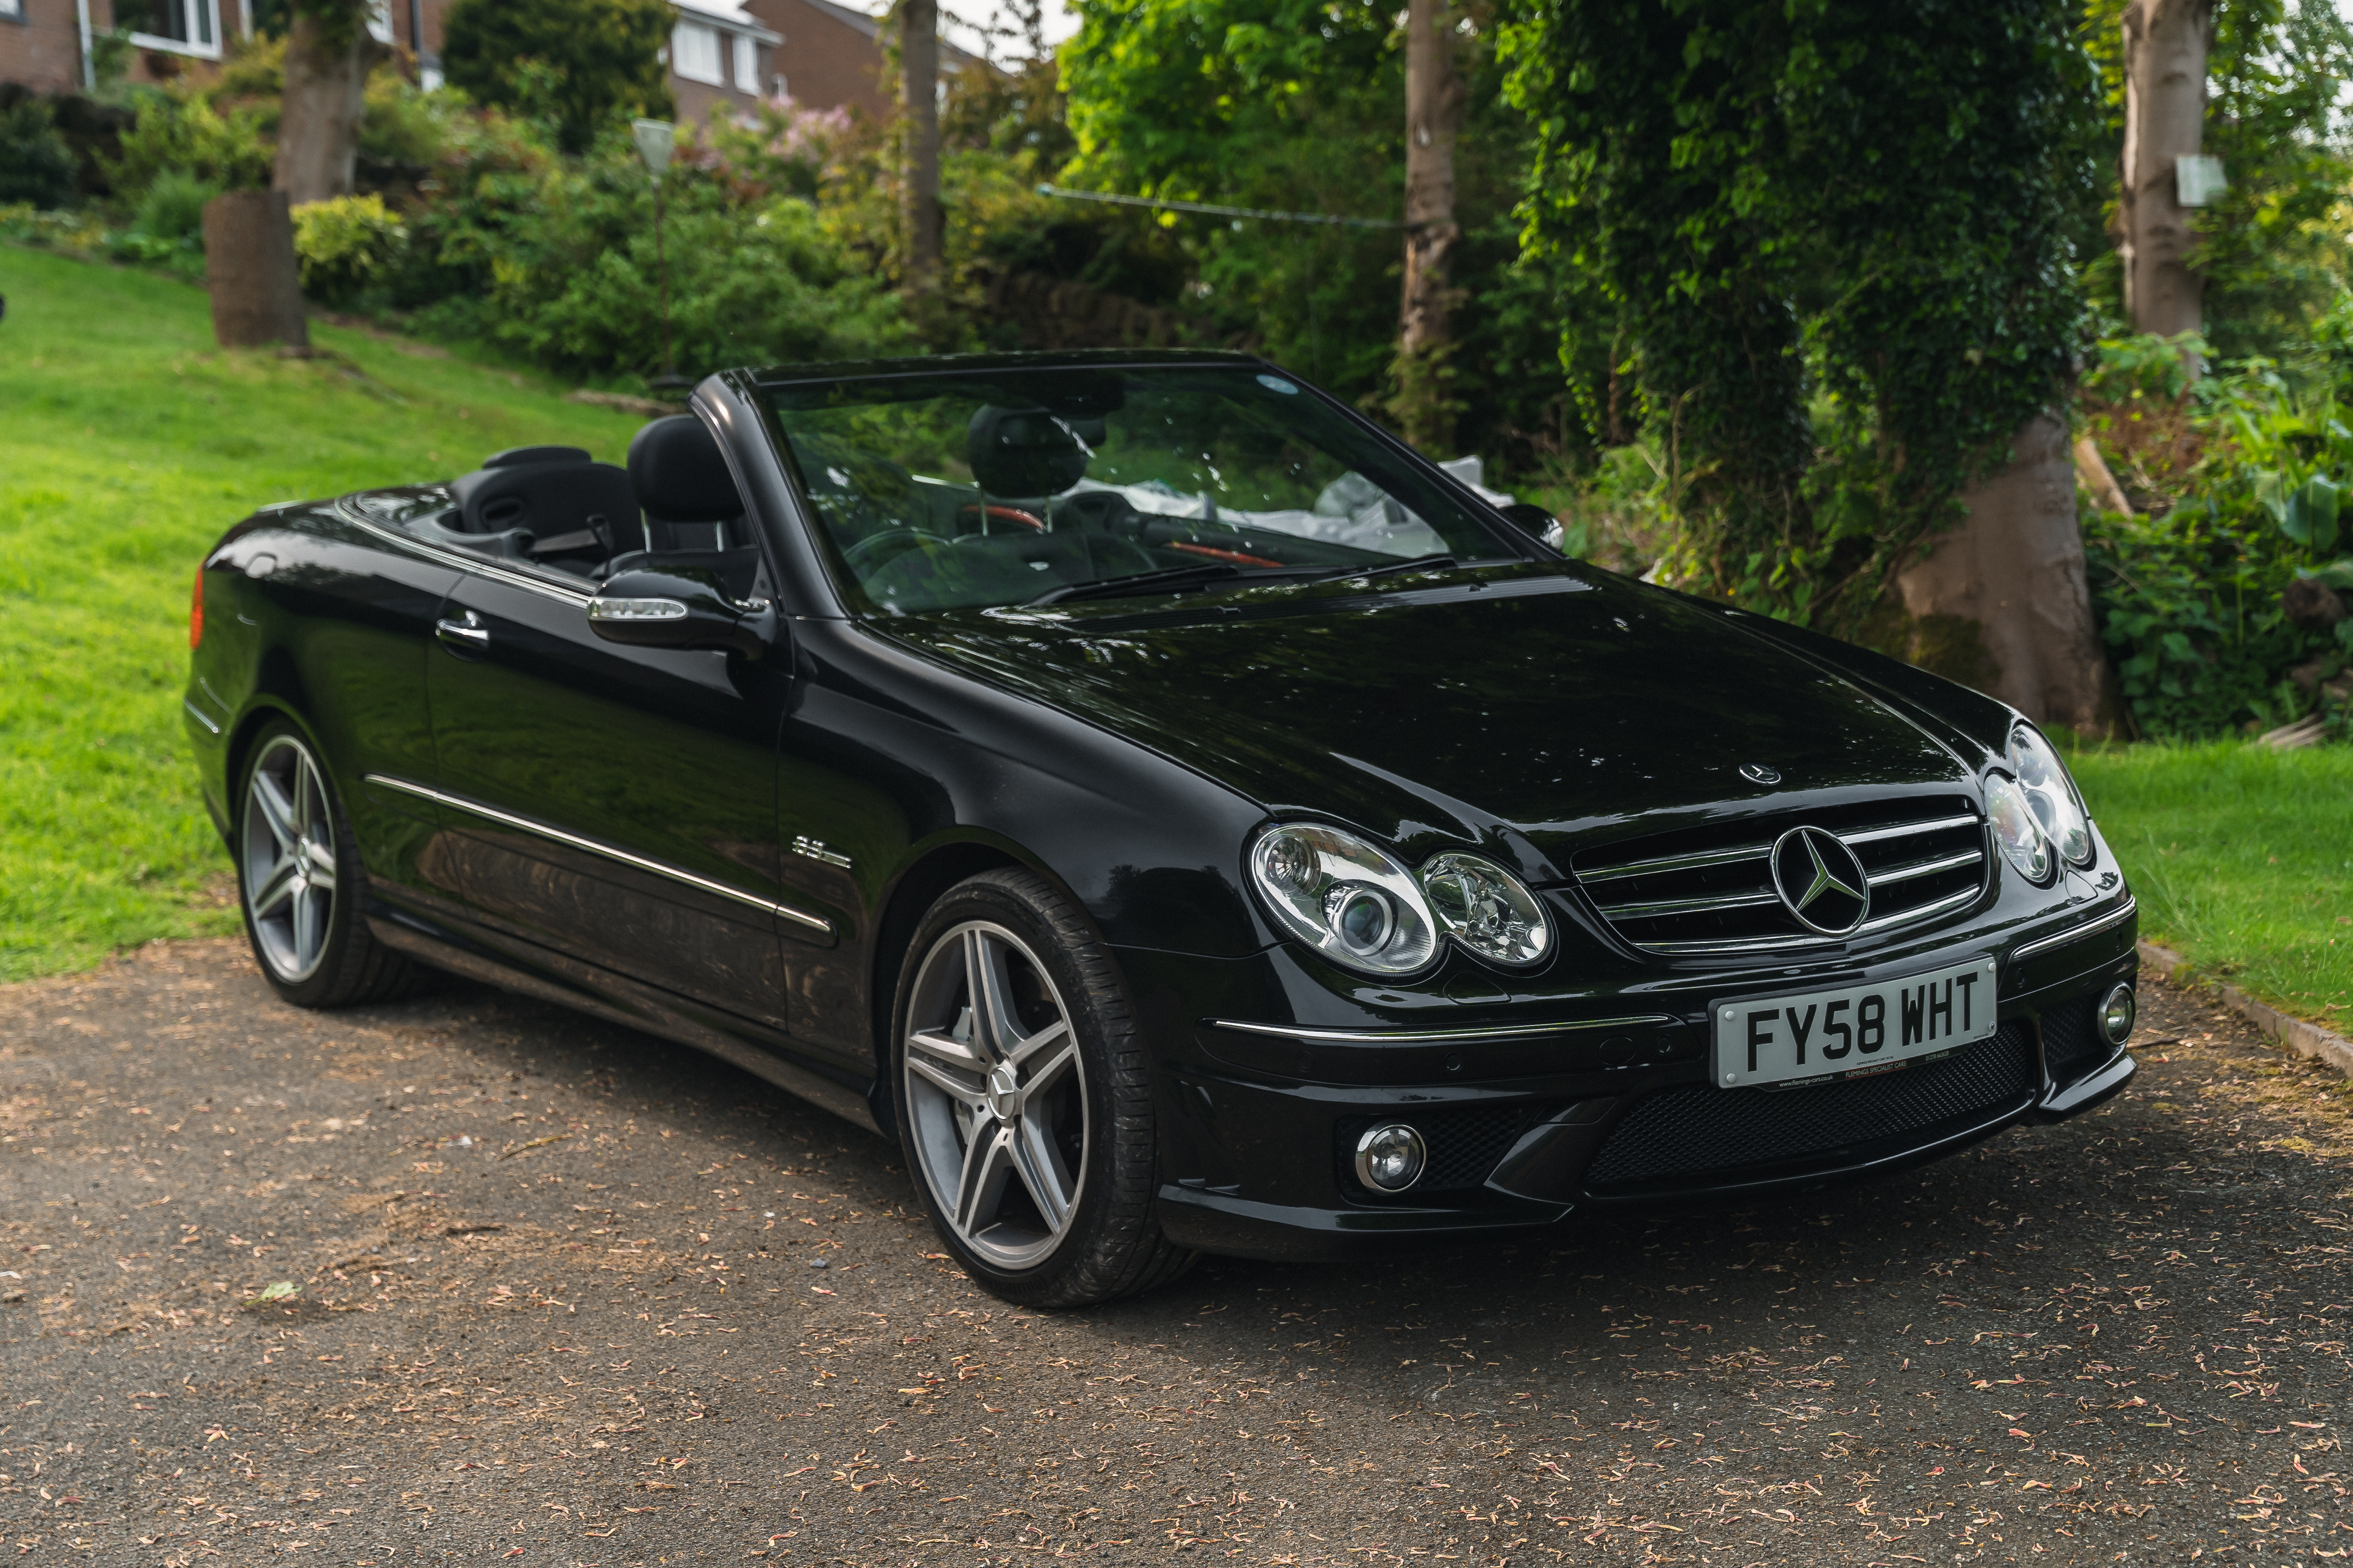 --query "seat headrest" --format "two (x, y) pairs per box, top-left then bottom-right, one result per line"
(484, 445), (592, 469)
(967, 406), (1091, 499)
(629, 415), (744, 522)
